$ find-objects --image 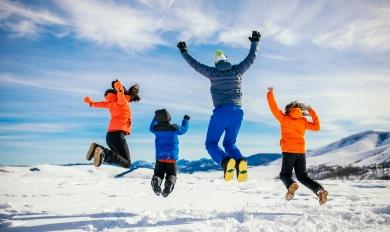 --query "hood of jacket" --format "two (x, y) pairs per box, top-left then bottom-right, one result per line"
(155, 109), (171, 123)
(105, 92), (118, 102)
(215, 60), (232, 71)
(288, 108), (303, 119)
